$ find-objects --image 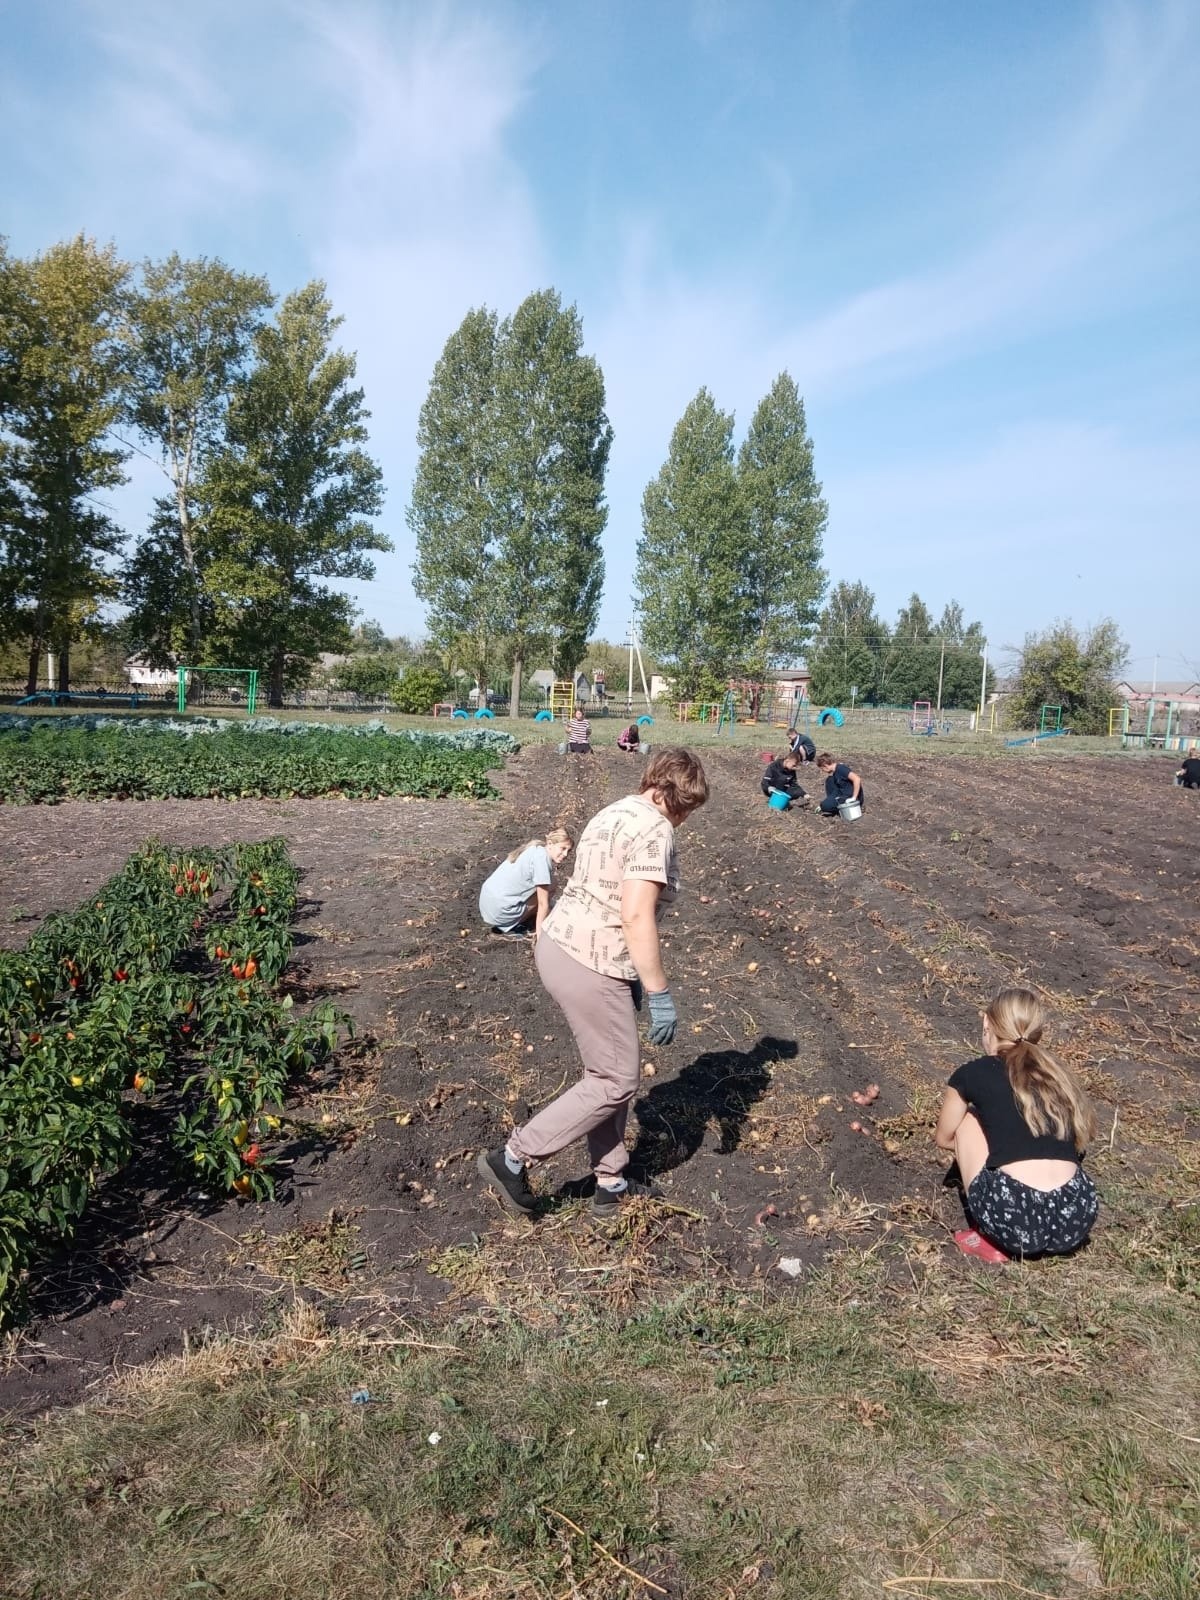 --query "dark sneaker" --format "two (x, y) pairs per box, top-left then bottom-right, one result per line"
(591, 1176), (663, 1218)
(477, 1147), (538, 1215)
(490, 926), (531, 941)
